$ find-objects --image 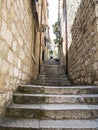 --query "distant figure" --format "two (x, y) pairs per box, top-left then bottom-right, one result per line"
(50, 50), (53, 59)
